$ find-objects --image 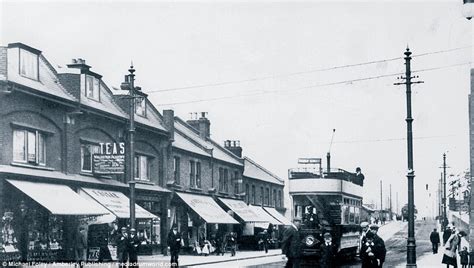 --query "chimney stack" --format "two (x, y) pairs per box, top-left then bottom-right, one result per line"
(163, 110), (175, 141)
(186, 112), (210, 139)
(224, 140), (242, 158)
(67, 58), (91, 72)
